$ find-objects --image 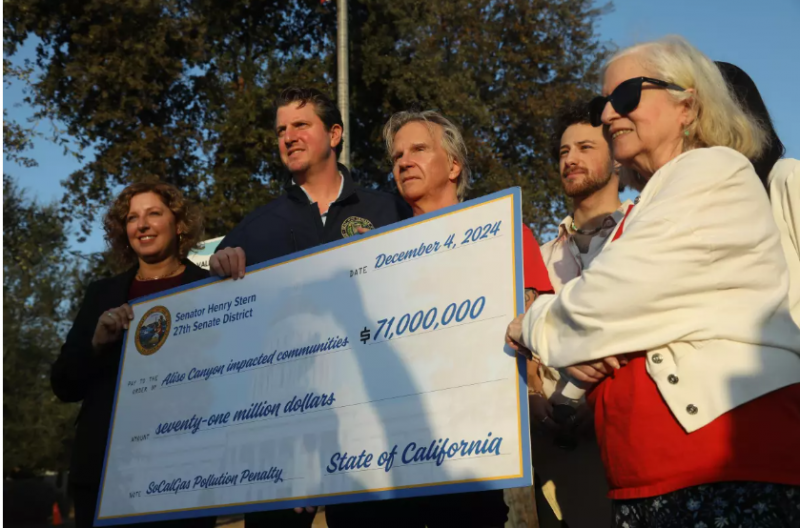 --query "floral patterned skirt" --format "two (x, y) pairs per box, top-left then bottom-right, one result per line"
(612, 482), (800, 528)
